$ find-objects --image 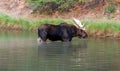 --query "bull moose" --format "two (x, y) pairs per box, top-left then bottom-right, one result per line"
(37, 18), (88, 42)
